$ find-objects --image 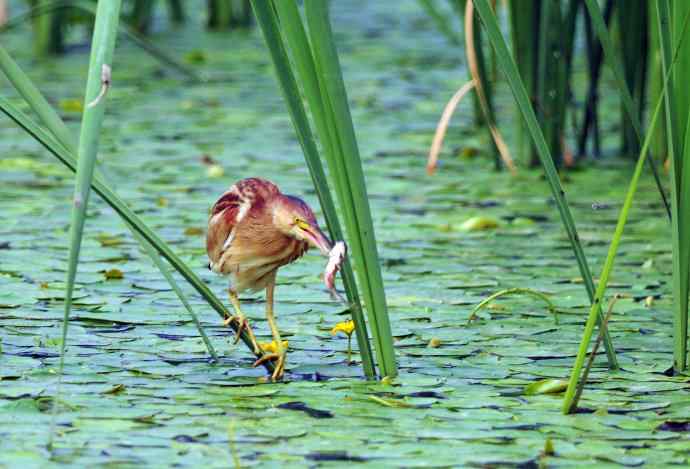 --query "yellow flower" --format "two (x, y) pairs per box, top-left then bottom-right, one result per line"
(330, 319), (356, 365)
(330, 319), (355, 337)
(258, 340), (288, 354)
